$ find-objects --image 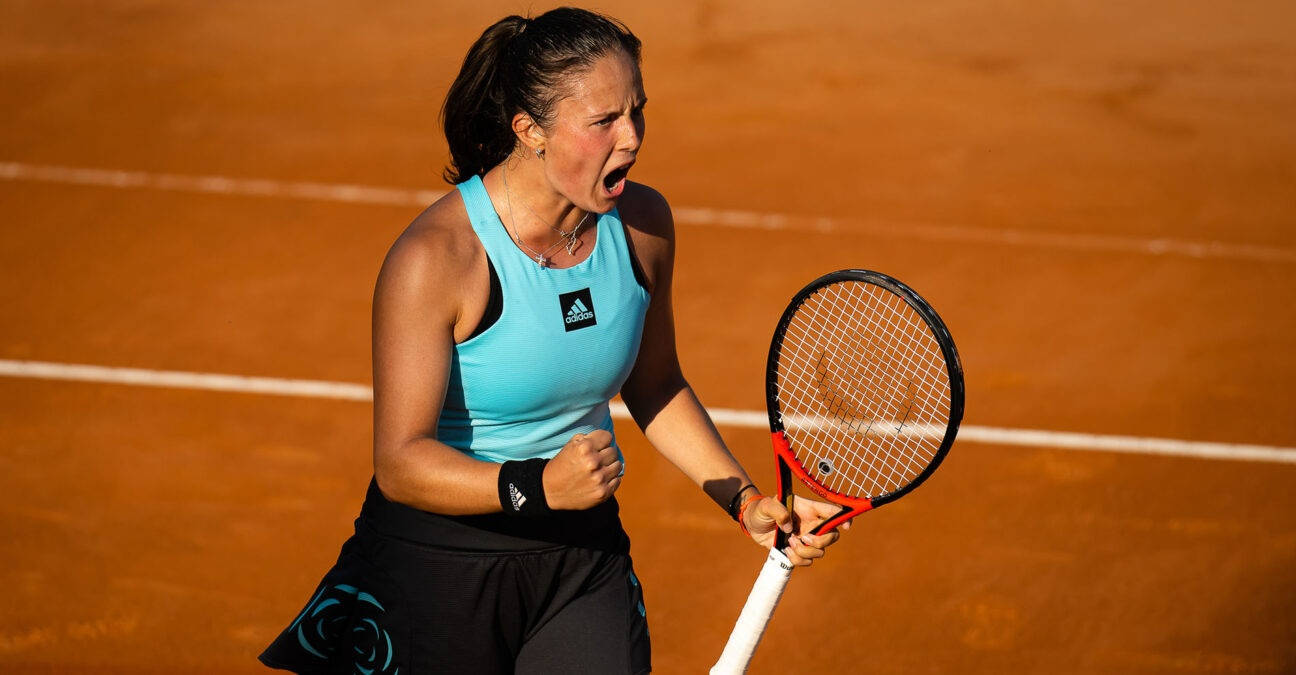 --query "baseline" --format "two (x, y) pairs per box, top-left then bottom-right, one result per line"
(2, 359), (1293, 465)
